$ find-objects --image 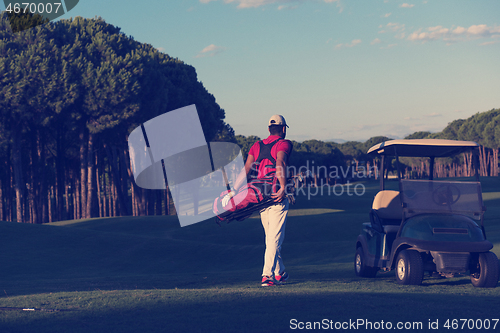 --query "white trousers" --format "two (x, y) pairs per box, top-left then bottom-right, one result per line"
(260, 198), (289, 277)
